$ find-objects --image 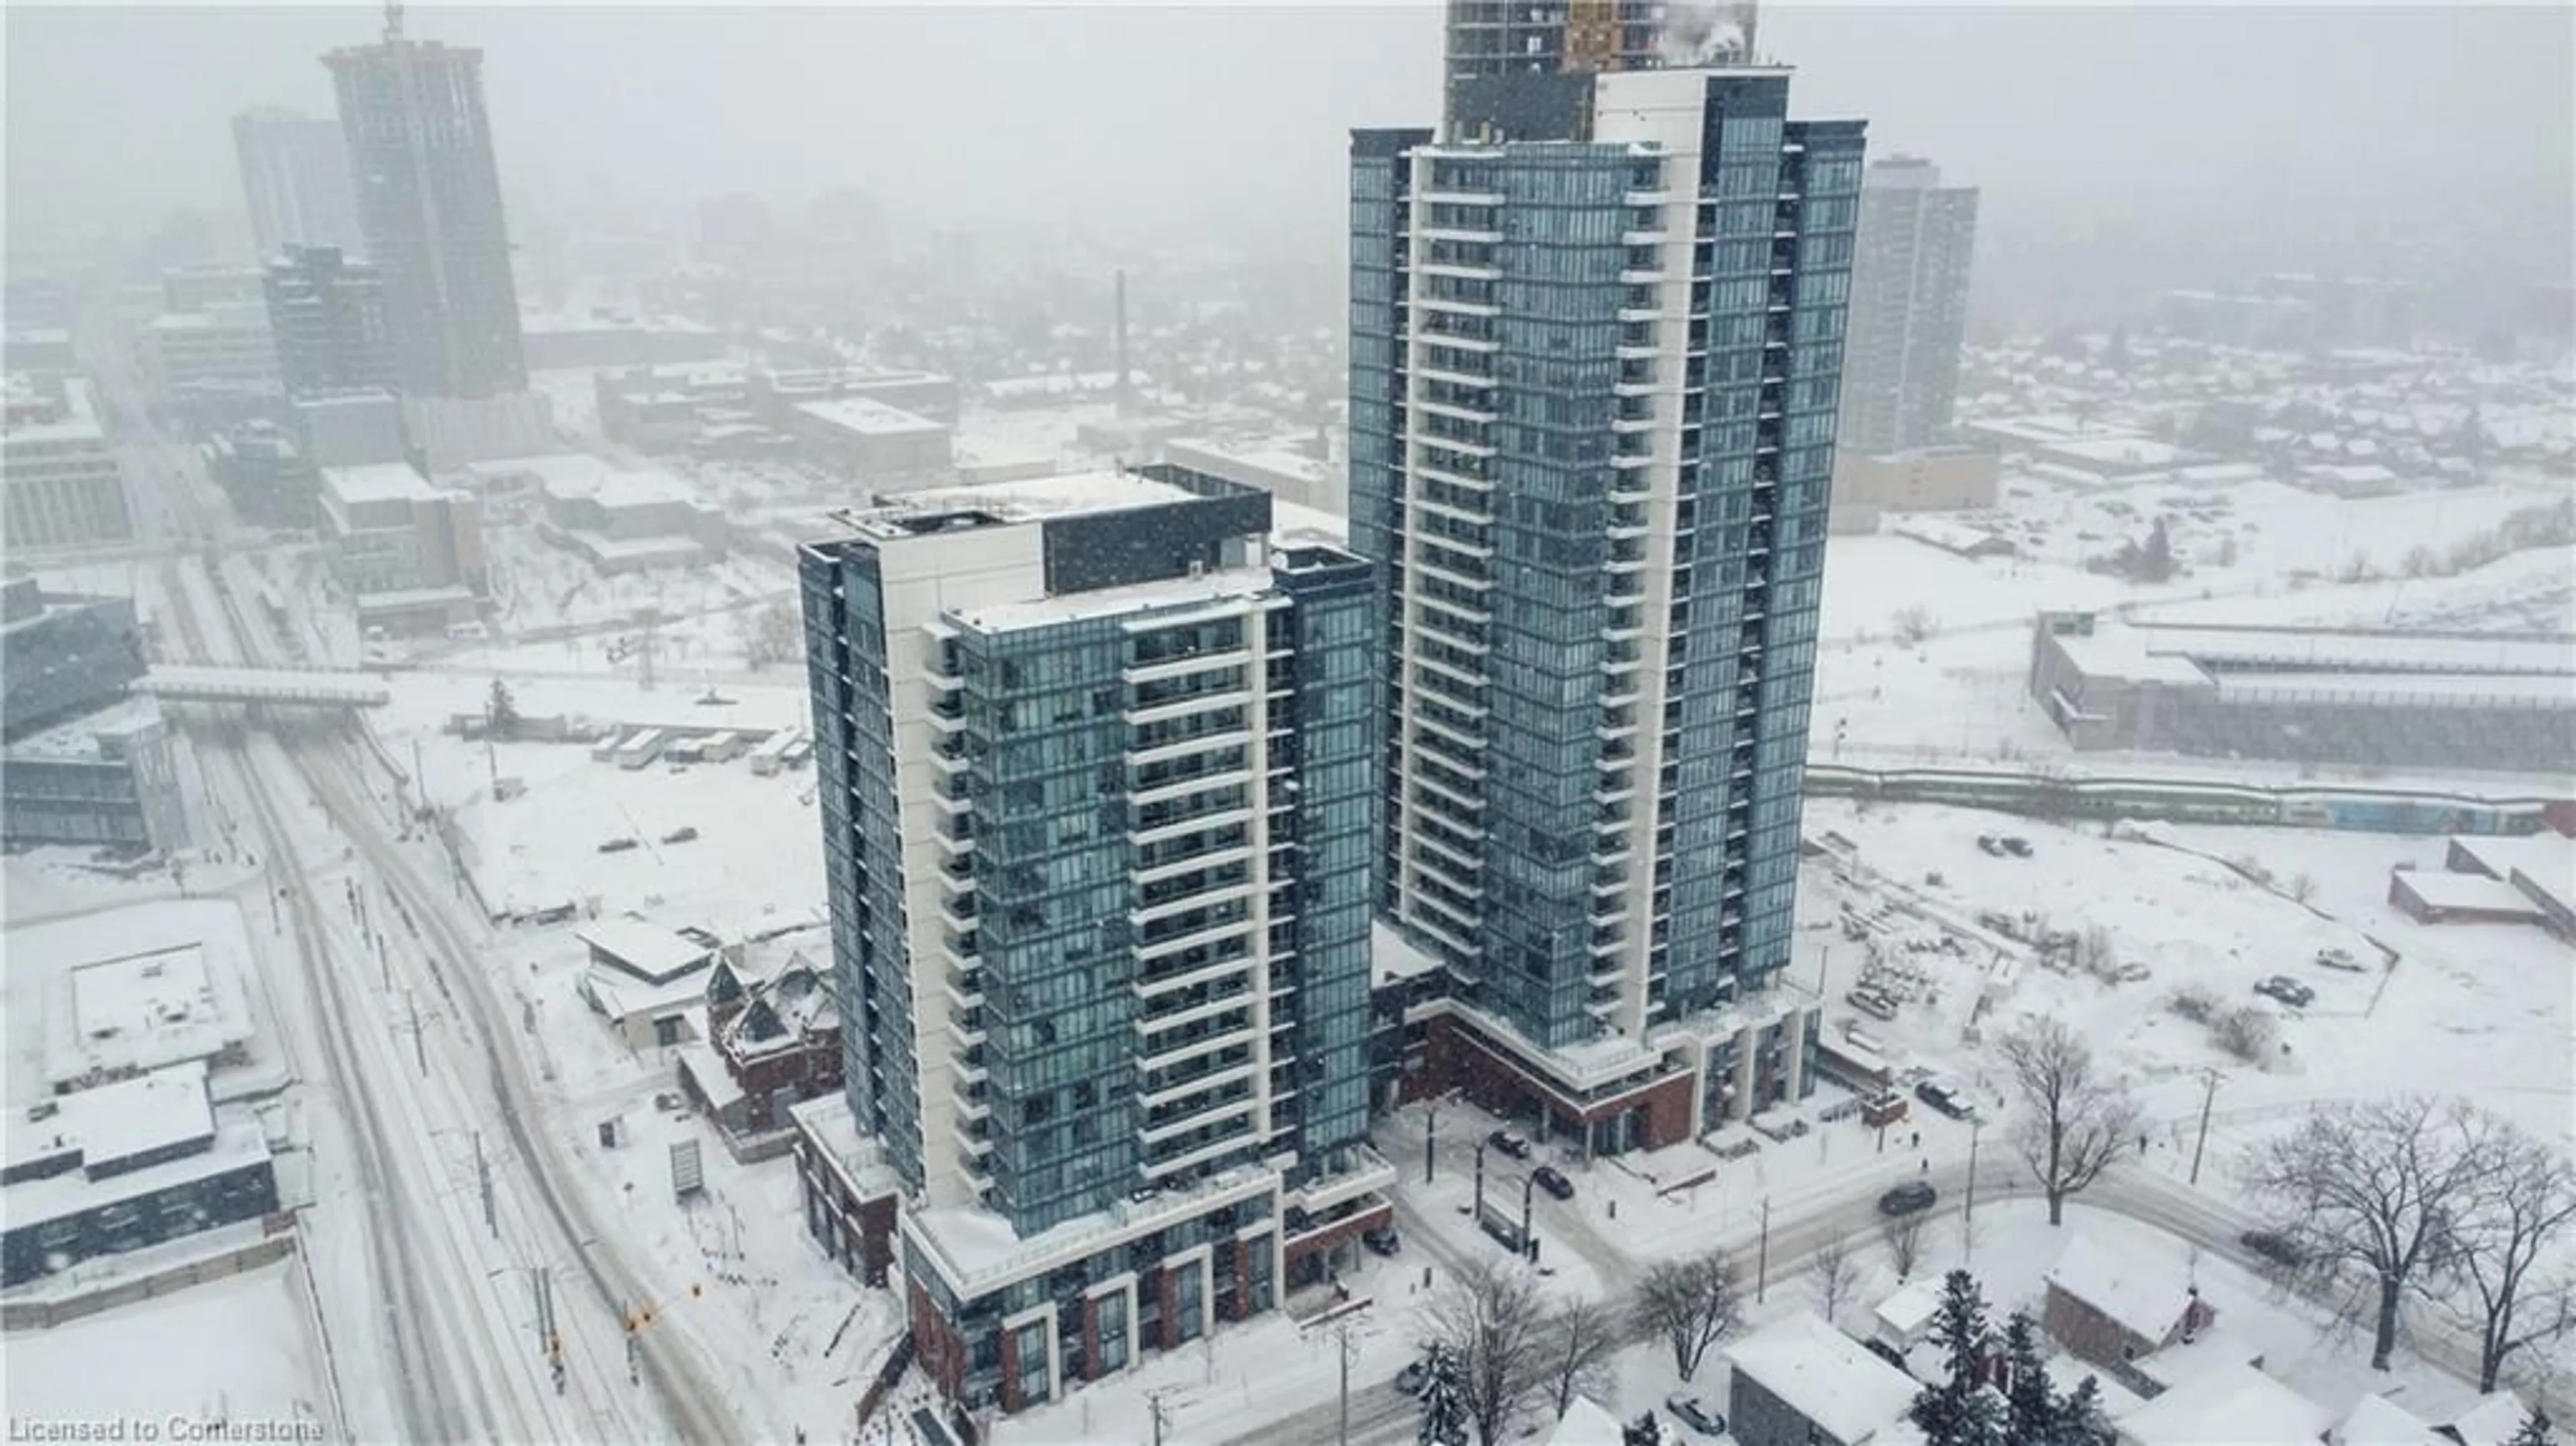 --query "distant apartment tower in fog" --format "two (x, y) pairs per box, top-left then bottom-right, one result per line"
(232, 108), (364, 260)
(1839, 155), (1978, 455)
(325, 19), (525, 398)
(265, 247), (395, 400)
